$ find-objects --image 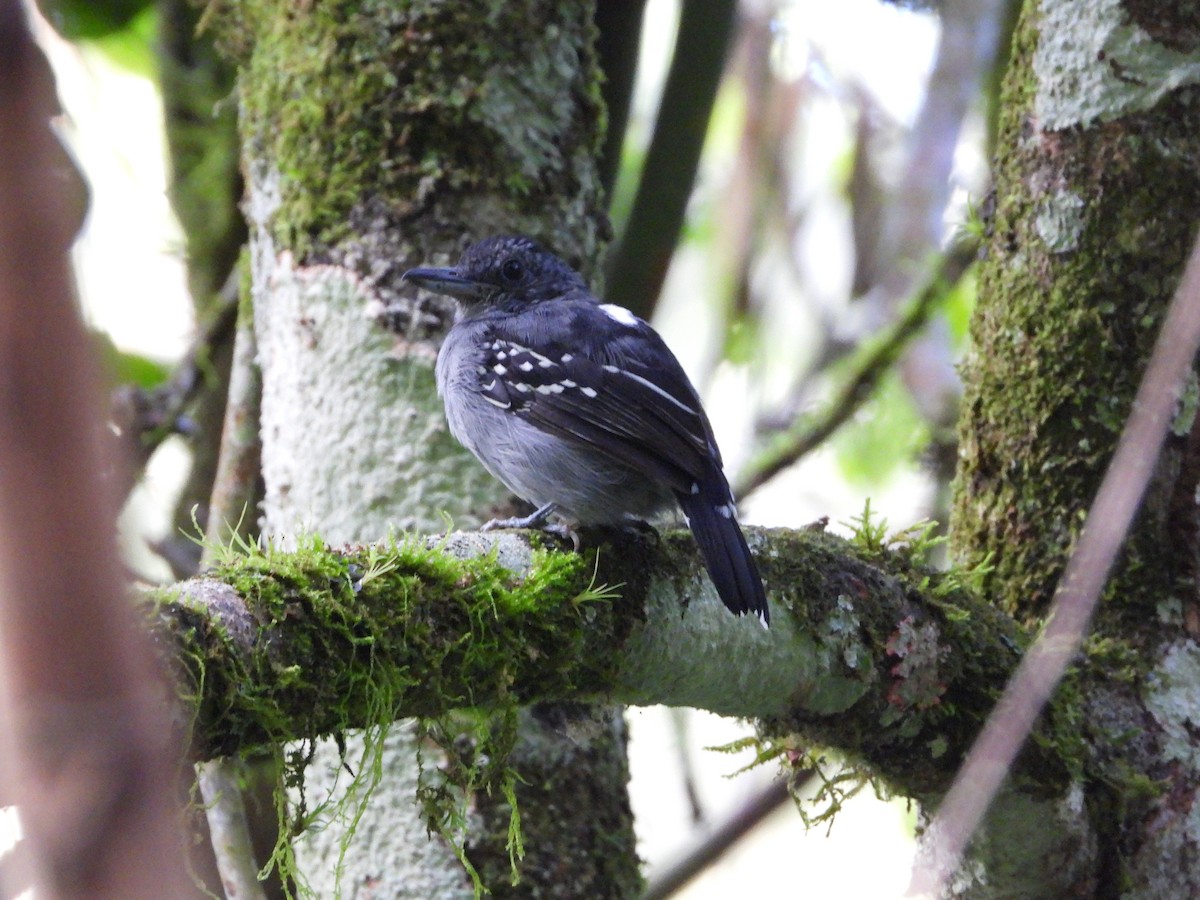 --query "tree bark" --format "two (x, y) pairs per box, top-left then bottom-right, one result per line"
(207, 1), (627, 895)
(949, 0), (1200, 893)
